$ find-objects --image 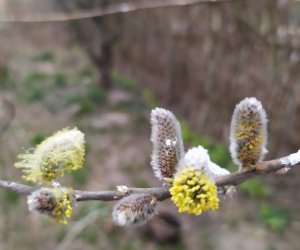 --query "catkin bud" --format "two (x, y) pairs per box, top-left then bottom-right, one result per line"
(229, 97), (268, 170)
(28, 187), (75, 224)
(150, 108), (184, 180)
(112, 193), (157, 226)
(15, 128), (85, 184)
